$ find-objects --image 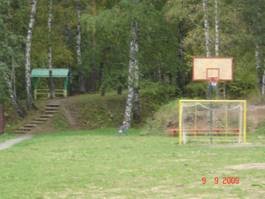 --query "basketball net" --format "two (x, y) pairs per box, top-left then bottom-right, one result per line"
(208, 77), (218, 87)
